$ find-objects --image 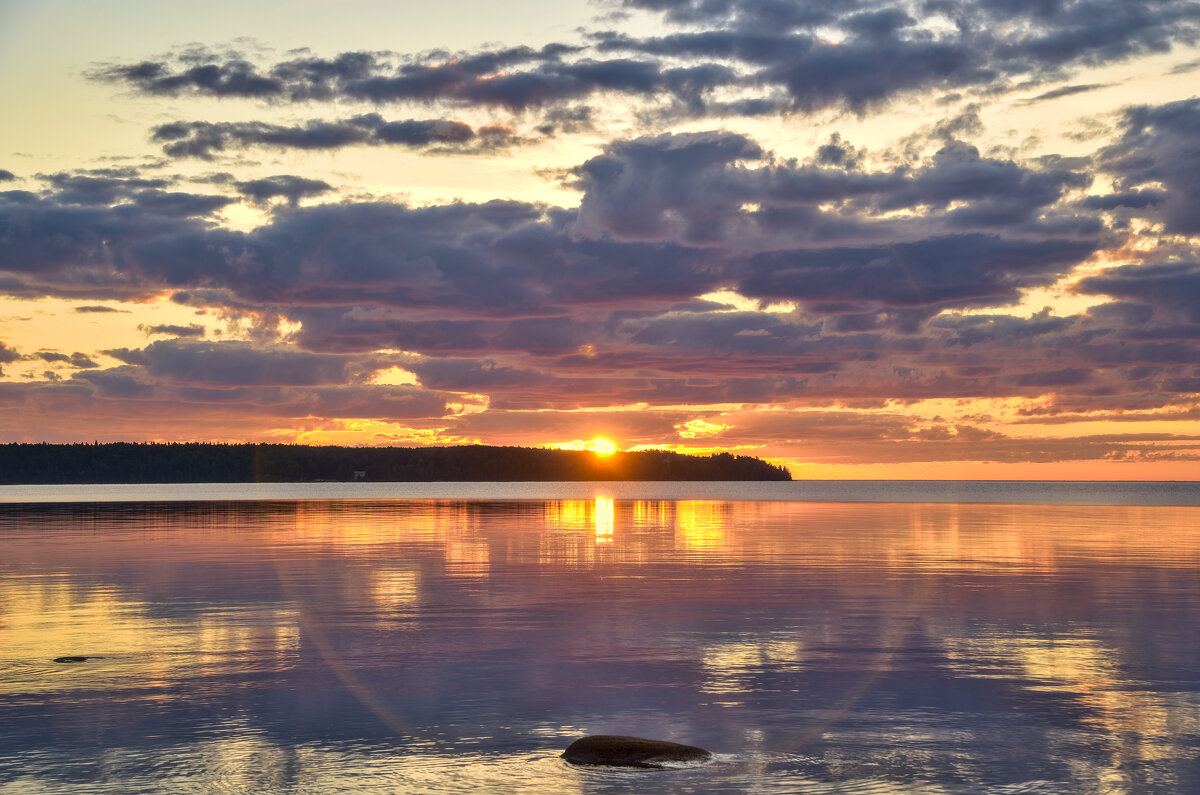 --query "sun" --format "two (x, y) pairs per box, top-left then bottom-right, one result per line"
(587, 437), (618, 456)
